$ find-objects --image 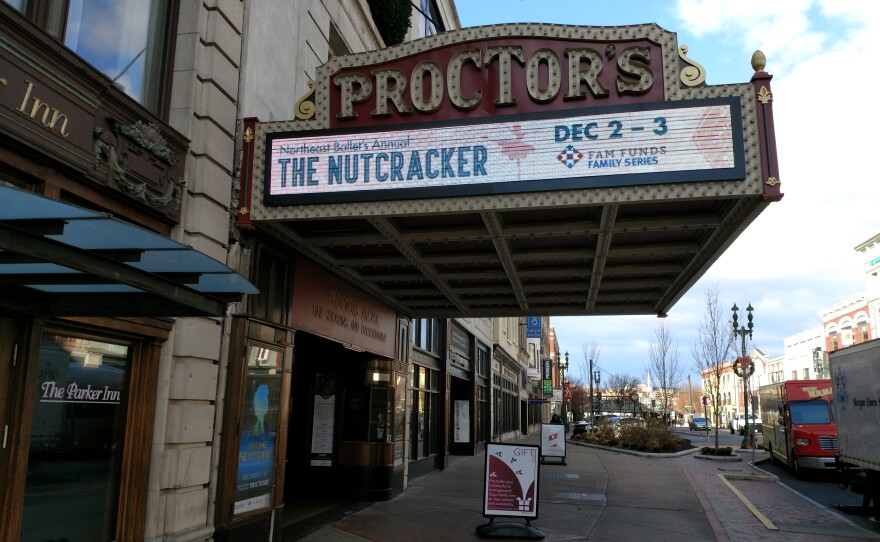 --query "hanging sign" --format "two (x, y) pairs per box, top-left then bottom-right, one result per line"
(526, 317), (541, 338)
